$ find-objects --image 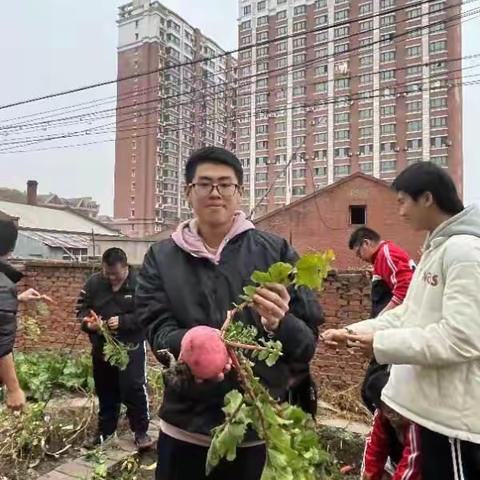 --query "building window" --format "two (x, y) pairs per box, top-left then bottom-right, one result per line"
(292, 186), (306, 196)
(277, 57), (288, 68)
(334, 129), (350, 141)
(381, 105), (396, 116)
(257, 31), (268, 42)
(381, 142), (397, 153)
(359, 162), (373, 173)
(407, 101), (422, 113)
(314, 149), (327, 160)
(315, 15), (328, 26)
(256, 140), (268, 150)
(381, 51), (396, 63)
(335, 26), (350, 38)
(314, 132), (328, 143)
(360, 73), (373, 84)
(293, 21), (307, 32)
(359, 109), (373, 120)
(350, 205), (366, 225)
(277, 26), (287, 36)
(430, 40), (447, 54)
(315, 32), (328, 43)
(293, 70), (306, 81)
(406, 7), (422, 19)
(293, 136), (306, 147)
(293, 53), (306, 65)
(360, 3), (373, 15)
(335, 147), (351, 158)
(243, 5), (251, 15)
(335, 112), (350, 123)
(292, 168), (306, 179)
(315, 47), (328, 59)
(256, 124), (268, 134)
(381, 124), (396, 135)
(293, 119), (307, 129)
(381, 160), (397, 172)
(380, 0), (395, 8)
(360, 126), (373, 137)
(257, 15), (268, 26)
(275, 121), (287, 132)
(407, 120), (422, 132)
(360, 20), (373, 31)
(293, 86), (306, 97)
(277, 9), (287, 20)
(293, 37), (306, 49)
(431, 97), (447, 109)
(294, 5), (306, 15)
(315, 0), (327, 8)
(255, 172), (268, 182)
(430, 1), (446, 13)
(315, 65), (328, 76)
(274, 187), (286, 197)
(359, 55), (373, 67)
(431, 155), (448, 167)
(335, 165), (351, 176)
(380, 14), (395, 26)
(431, 117), (447, 129)
(315, 82), (327, 94)
(407, 65), (422, 77)
(335, 78), (350, 90)
(381, 70), (395, 81)
(407, 45), (422, 57)
(275, 138), (287, 148)
(334, 9), (349, 21)
(407, 139), (423, 151)
(359, 144), (373, 156)
(431, 136), (448, 148)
